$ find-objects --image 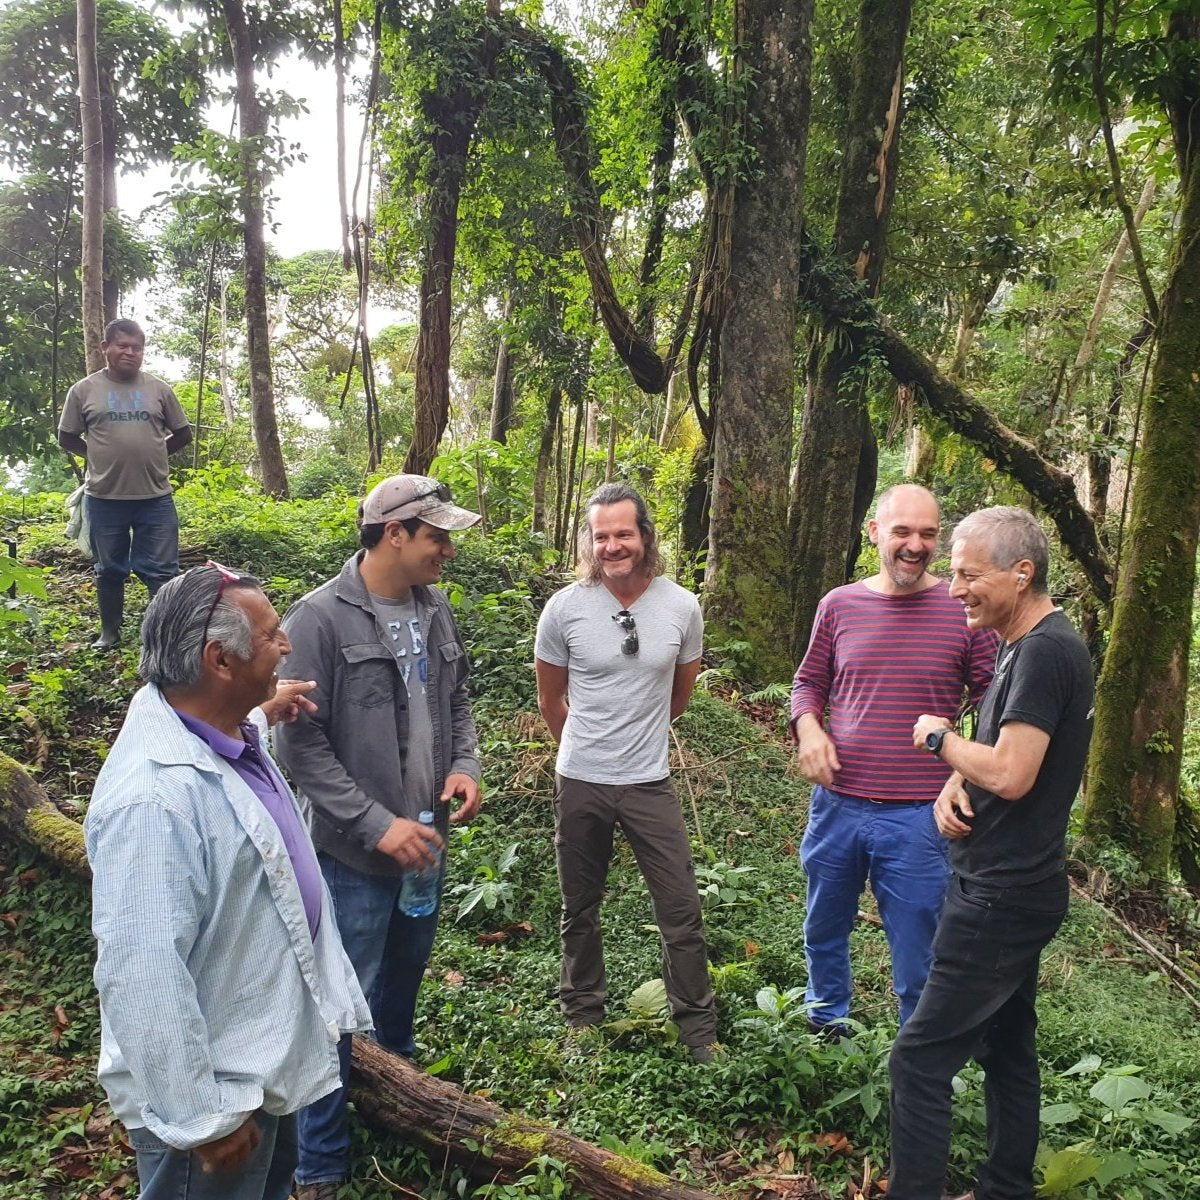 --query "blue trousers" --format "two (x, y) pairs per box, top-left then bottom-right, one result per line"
(295, 855), (439, 1186)
(85, 493), (179, 590)
(128, 1113), (295, 1200)
(888, 873), (1068, 1199)
(800, 786), (950, 1027)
